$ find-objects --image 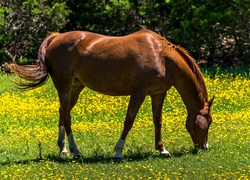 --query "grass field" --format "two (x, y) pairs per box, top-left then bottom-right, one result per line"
(0, 69), (249, 179)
